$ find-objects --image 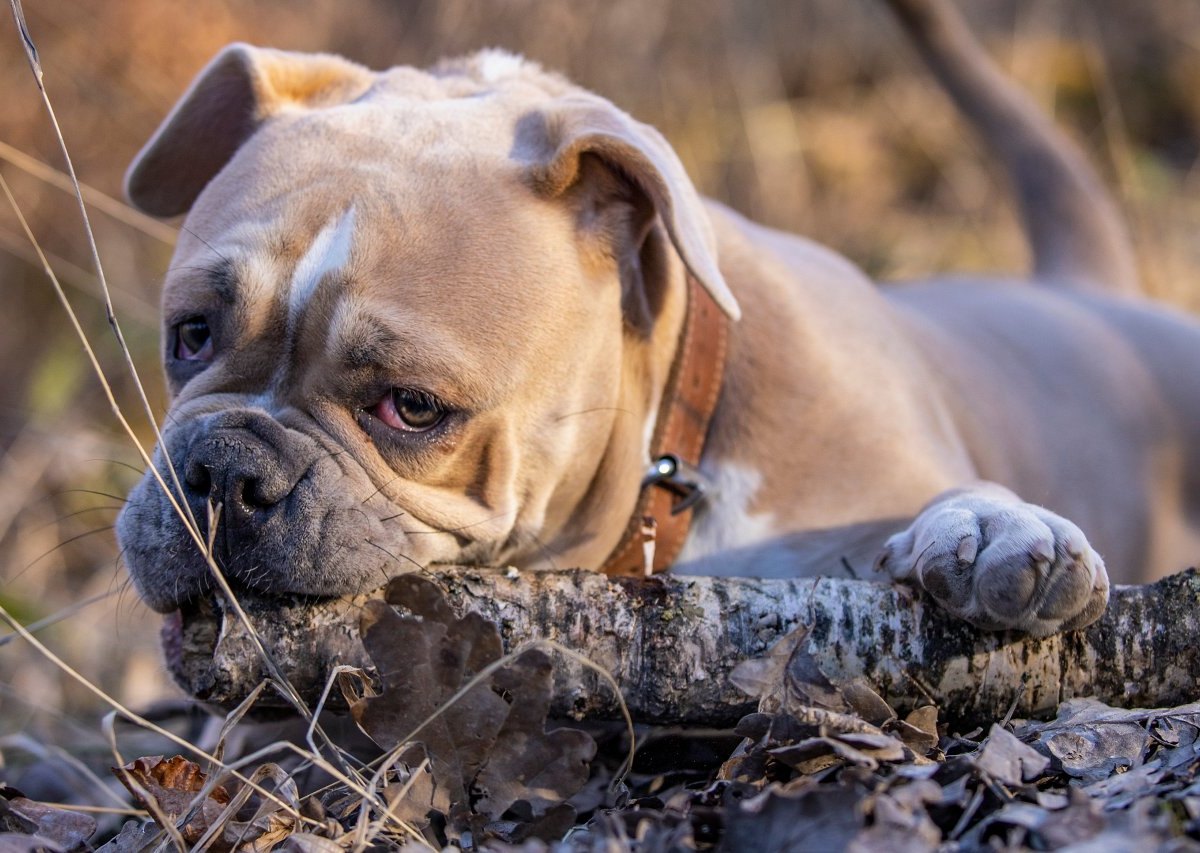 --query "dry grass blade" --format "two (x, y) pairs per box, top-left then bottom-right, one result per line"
(349, 754), (433, 851)
(0, 604), (311, 826)
(0, 173), (200, 557)
(532, 639), (637, 790)
(105, 728), (189, 853)
(7, 0), (199, 541)
(0, 140), (178, 244)
(198, 501), (353, 771)
(188, 762), (292, 852)
(208, 681), (271, 765)
(4, 2), (328, 767)
(360, 632), (635, 798)
(36, 803), (150, 817)
(7, 0), (37, 81)
(0, 589), (117, 647)
(204, 677), (370, 815)
(125, 670), (429, 848)
(306, 665), (373, 774)
(208, 737), (432, 849)
(0, 226), (159, 323)
(1, 732), (131, 810)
